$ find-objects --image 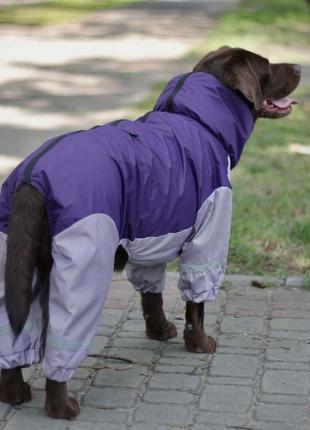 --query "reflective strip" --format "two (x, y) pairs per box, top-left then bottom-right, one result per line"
(181, 260), (226, 274)
(0, 318), (42, 336)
